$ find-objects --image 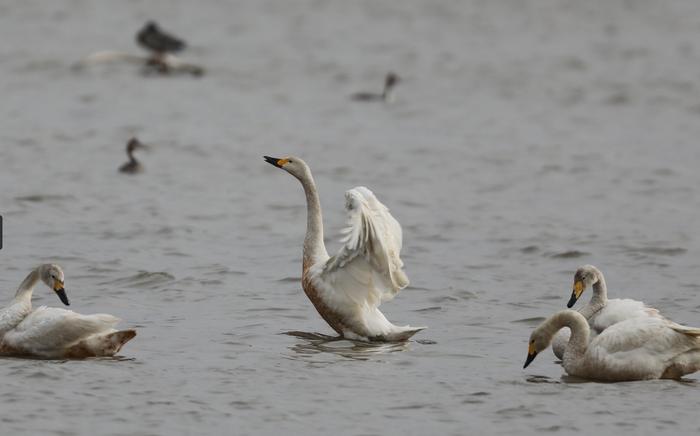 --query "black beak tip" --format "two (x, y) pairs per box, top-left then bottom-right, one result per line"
(263, 156), (281, 167)
(567, 294), (577, 308)
(56, 288), (70, 306)
(523, 352), (537, 369)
